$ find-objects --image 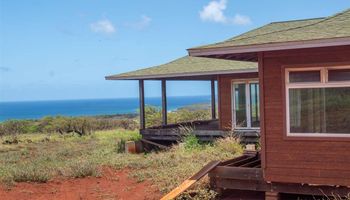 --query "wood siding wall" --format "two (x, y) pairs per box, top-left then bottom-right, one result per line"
(217, 73), (258, 130)
(261, 45), (350, 186)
